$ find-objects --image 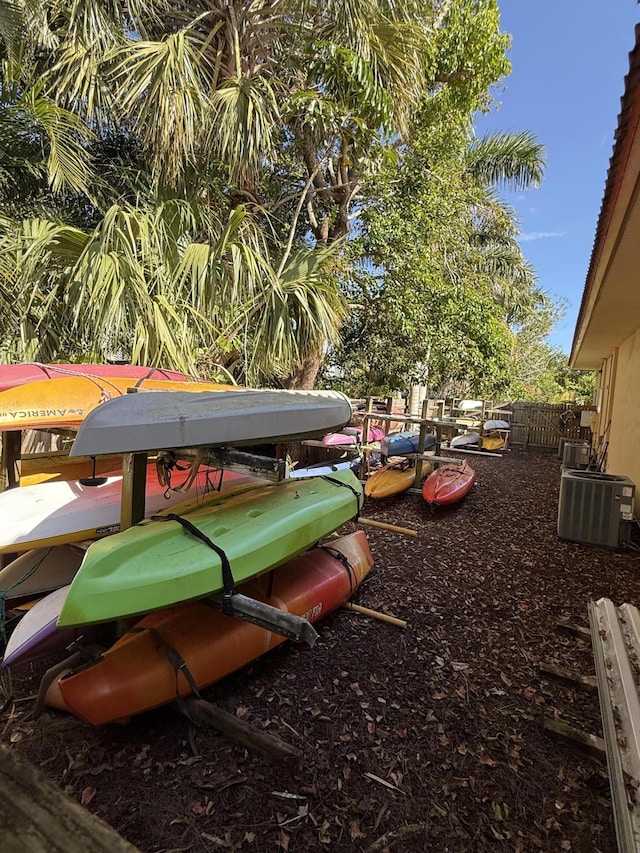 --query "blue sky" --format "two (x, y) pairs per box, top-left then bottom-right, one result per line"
(474, 1), (639, 354)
